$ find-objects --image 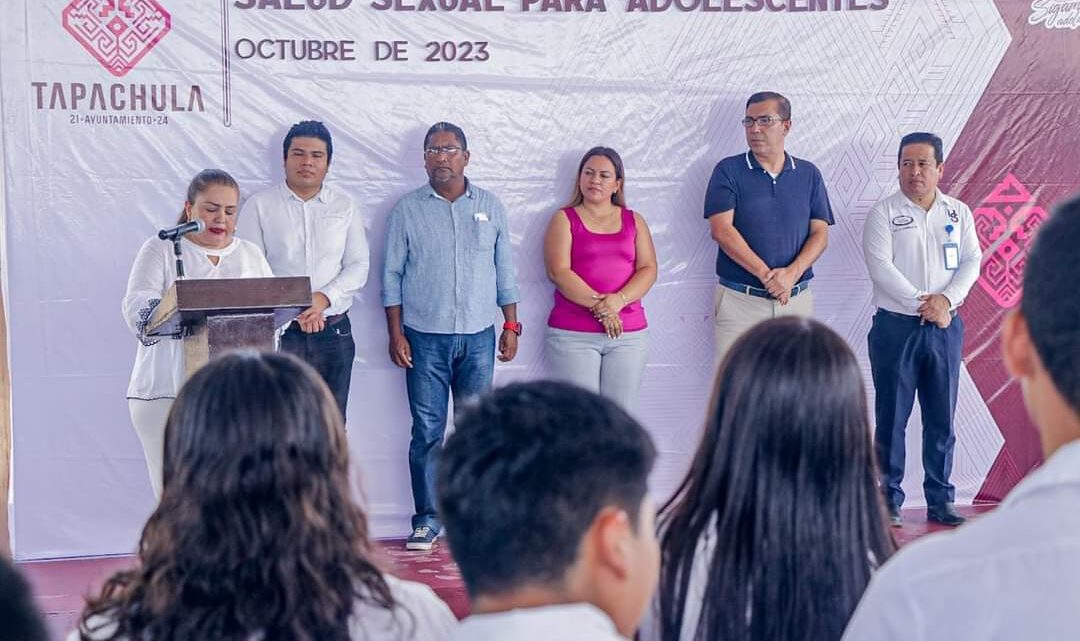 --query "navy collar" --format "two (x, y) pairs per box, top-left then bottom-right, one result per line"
(745, 150), (796, 173)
